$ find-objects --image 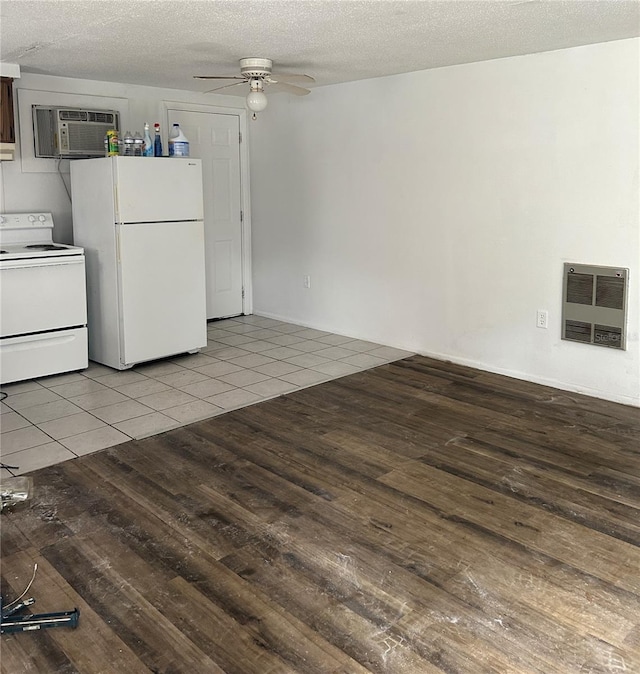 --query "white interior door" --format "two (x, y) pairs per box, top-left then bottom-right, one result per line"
(168, 109), (243, 319)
